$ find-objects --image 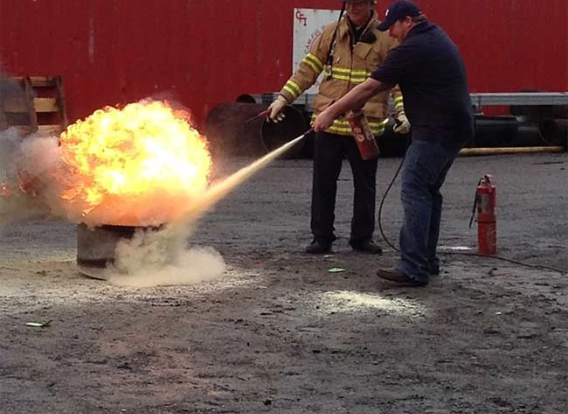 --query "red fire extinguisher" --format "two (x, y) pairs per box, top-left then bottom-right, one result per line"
(470, 174), (497, 256)
(346, 110), (379, 160)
